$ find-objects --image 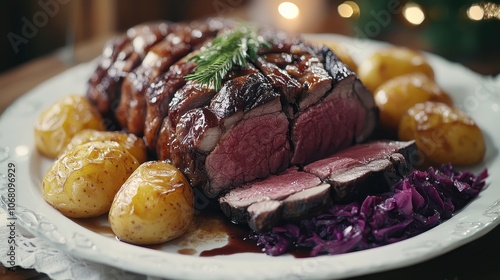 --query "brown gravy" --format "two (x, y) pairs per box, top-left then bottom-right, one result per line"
(70, 205), (307, 257)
